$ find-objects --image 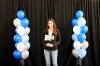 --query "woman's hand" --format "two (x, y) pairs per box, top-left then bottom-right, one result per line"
(49, 44), (54, 47)
(46, 43), (54, 47)
(46, 43), (50, 46)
